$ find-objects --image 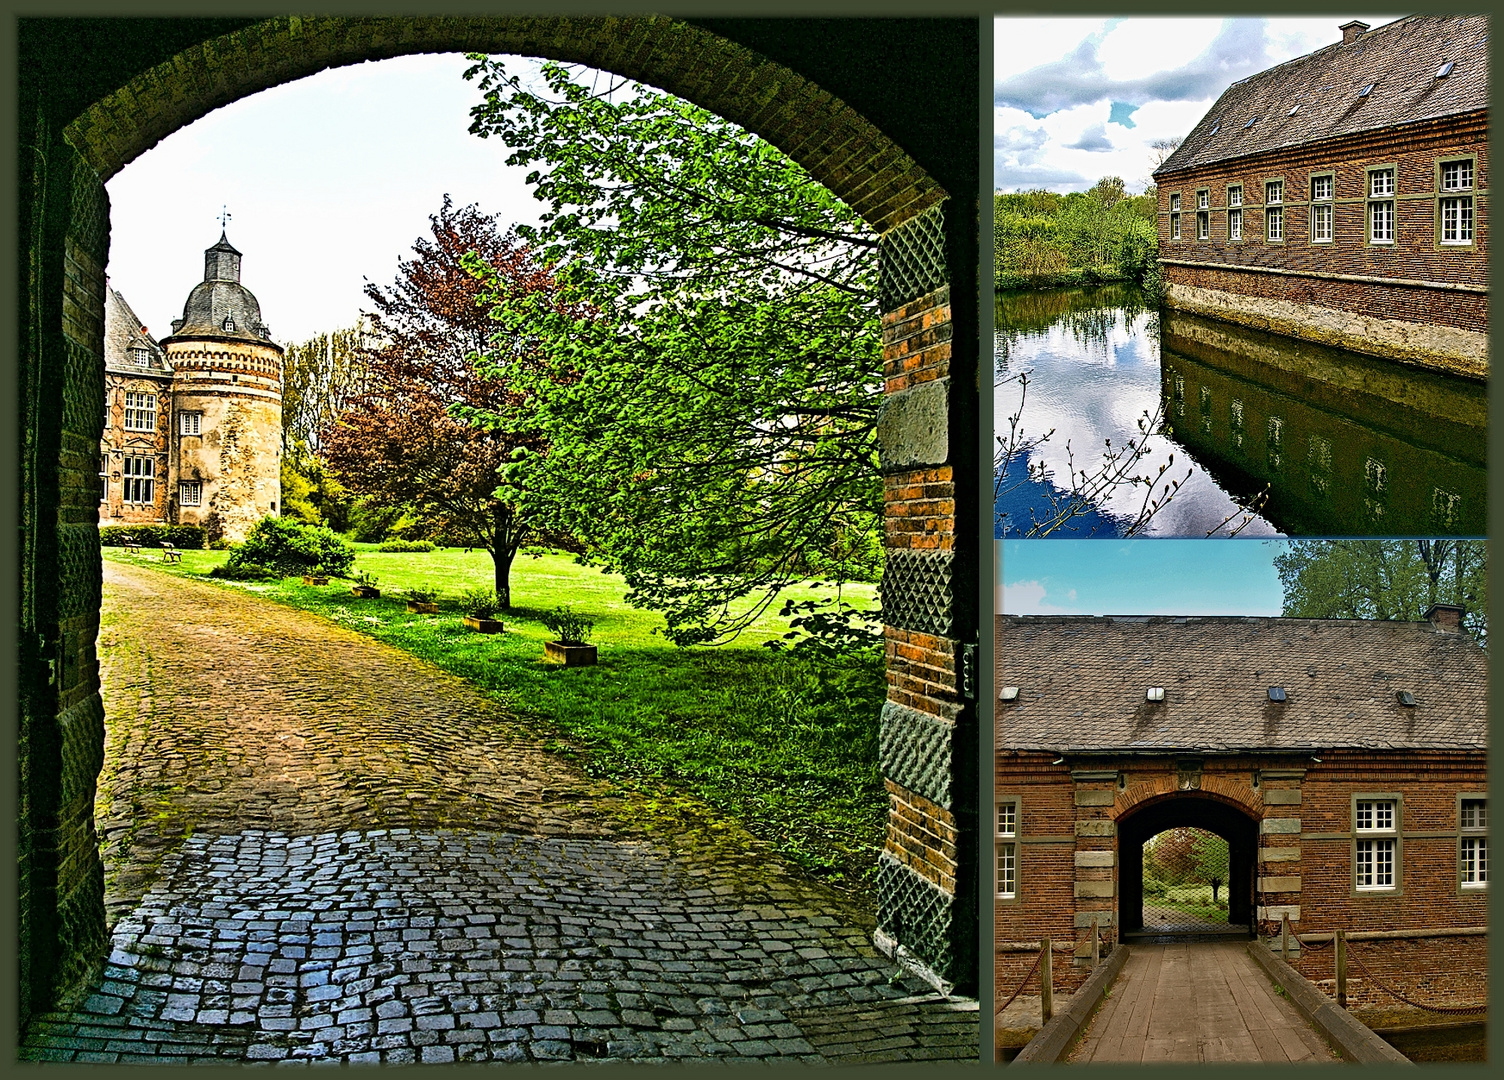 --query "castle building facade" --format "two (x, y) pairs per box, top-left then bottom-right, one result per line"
(1153, 16), (1488, 378)
(99, 233), (283, 543)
